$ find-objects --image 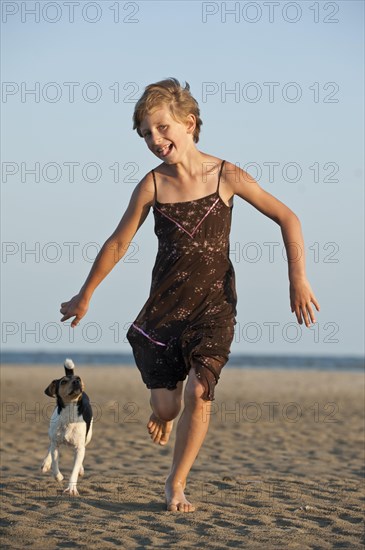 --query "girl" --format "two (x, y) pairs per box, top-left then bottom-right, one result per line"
(60, 77), (320, 513)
